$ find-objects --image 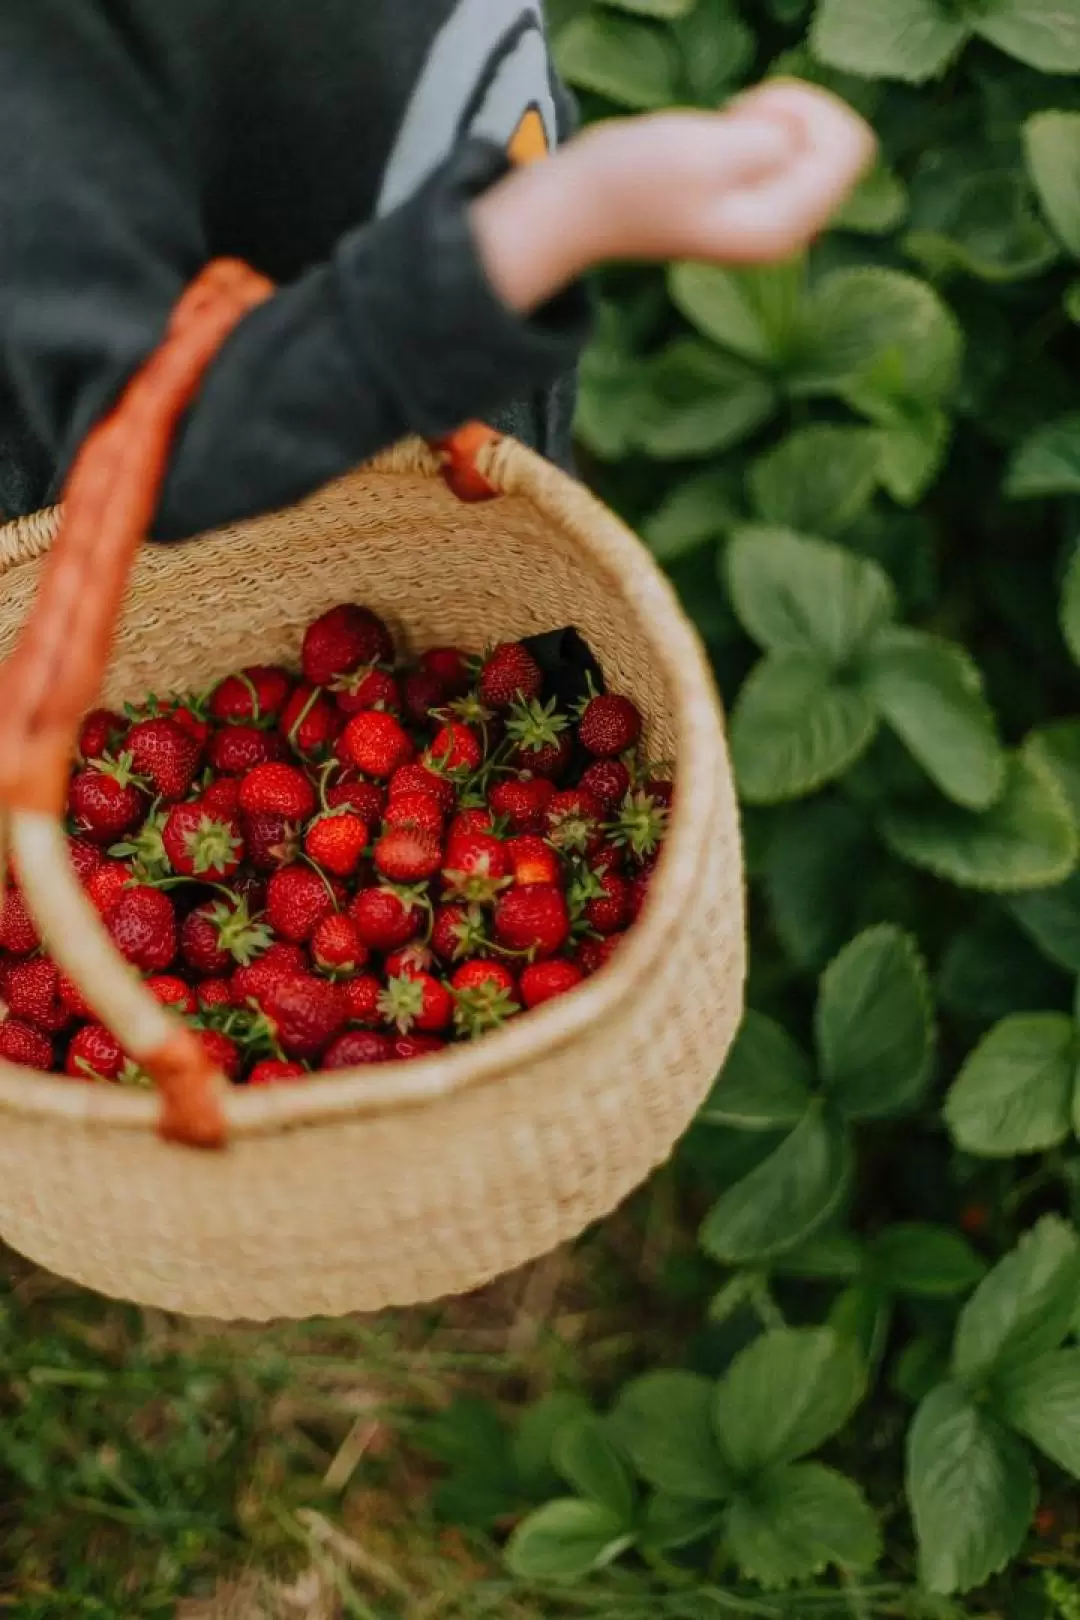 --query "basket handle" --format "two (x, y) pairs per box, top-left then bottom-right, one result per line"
(0, 258), (502, 1147)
